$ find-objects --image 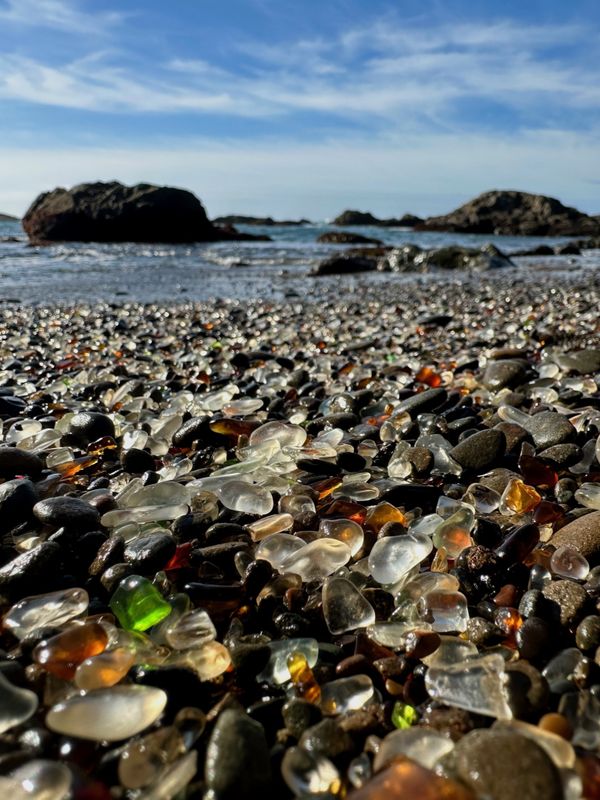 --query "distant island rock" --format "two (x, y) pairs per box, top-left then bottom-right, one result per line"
(0, 213), (18, 221)
(317, 231), (383, 245)
(418, 190), (600, 236)
(22, 182), (270, 244)
(213, 215), (311, 226)
(332, 210), (423, 227)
